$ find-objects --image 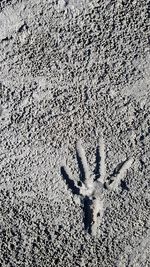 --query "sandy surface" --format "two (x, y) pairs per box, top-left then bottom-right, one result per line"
(0, 0), (150, 266)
